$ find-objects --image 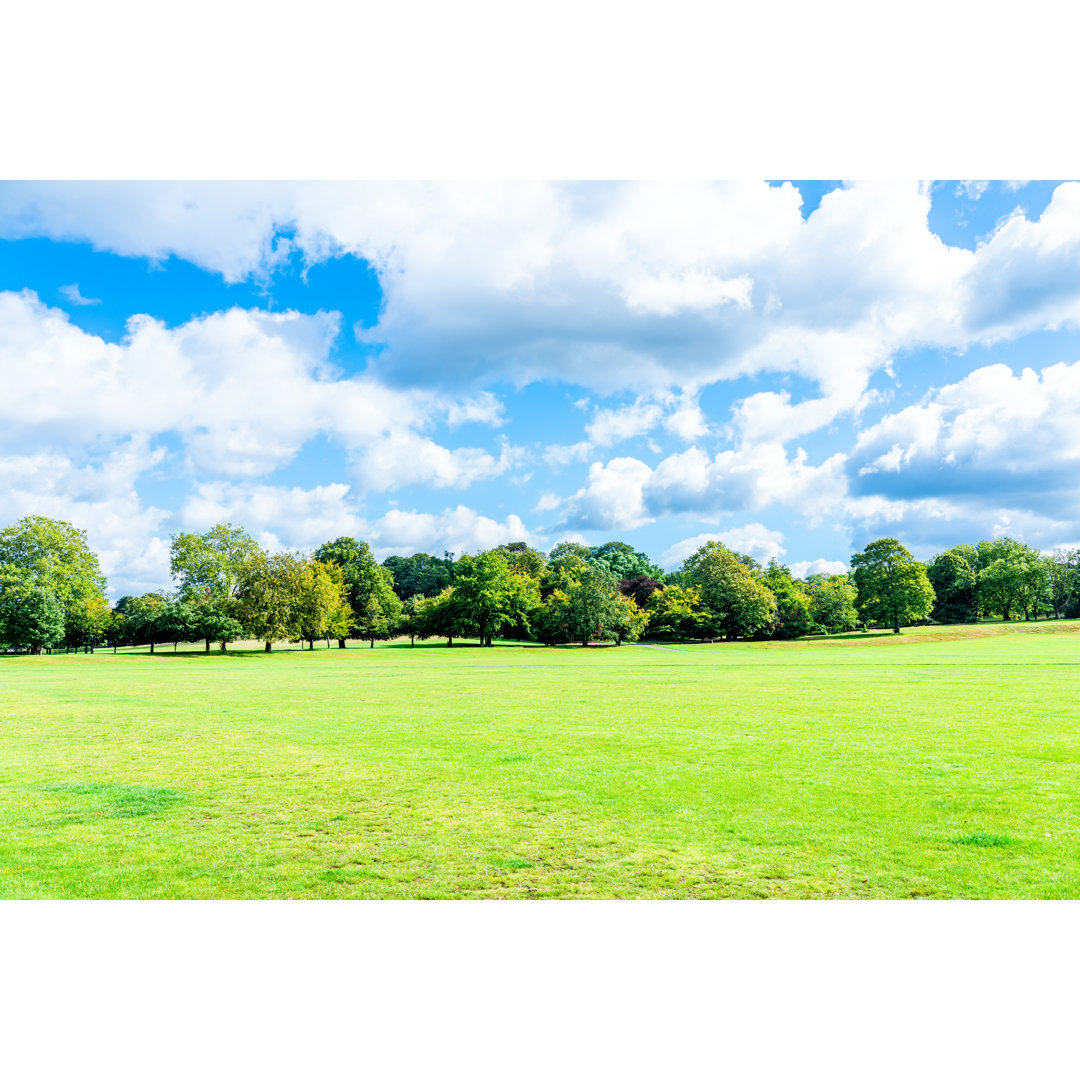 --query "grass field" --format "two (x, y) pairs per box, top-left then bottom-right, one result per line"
(2, 619), (1079, 898)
